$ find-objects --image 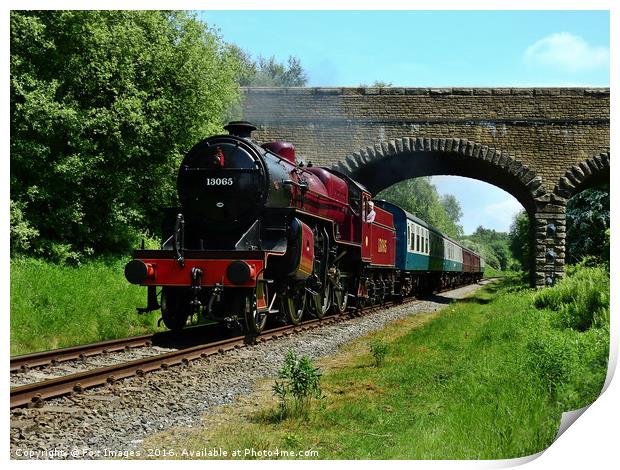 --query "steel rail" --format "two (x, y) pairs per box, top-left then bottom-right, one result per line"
(10, 323), (225, 373)
(10, 334), (156, 373)
(9, 316), (342, 409)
